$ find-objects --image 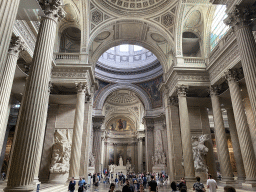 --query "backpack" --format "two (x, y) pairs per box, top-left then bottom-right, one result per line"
(194, 182), (204, 192)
